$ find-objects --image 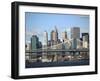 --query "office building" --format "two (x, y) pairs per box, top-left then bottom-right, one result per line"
(71, 27), (80, 49)
(82, 33), (89, 42)
(43, 31), (48, 48)
(62, 31), (67, 42)
(71, 38), (77, 49)
(31, 35), (39, 50)
(51, 26), (58, 45)
(71, 27), (80, 39)
(82, 33), (89, 48)
(31, 35), (42, 61)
